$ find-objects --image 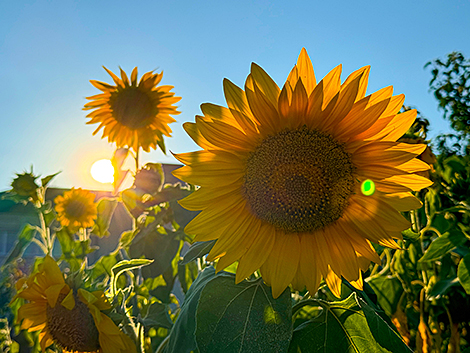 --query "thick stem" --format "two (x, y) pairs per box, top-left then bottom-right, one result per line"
(38, 211), (52, 255)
